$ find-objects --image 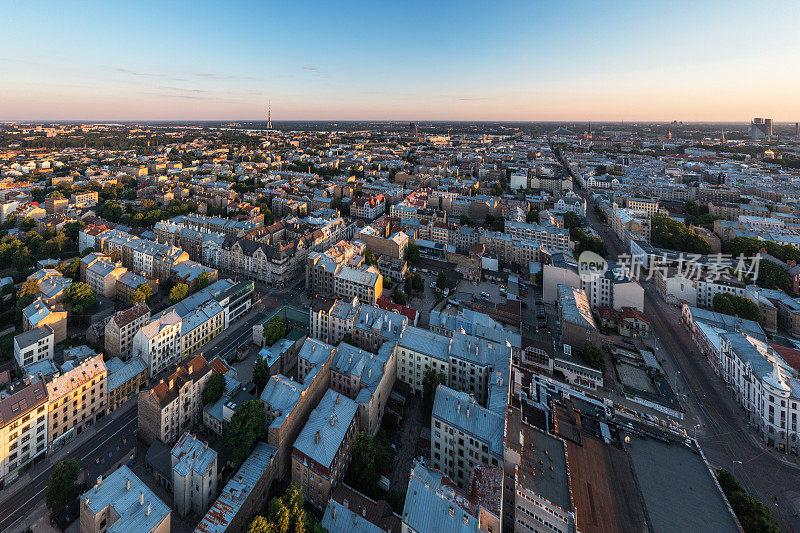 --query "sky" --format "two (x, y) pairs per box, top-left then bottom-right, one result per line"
(2, 0), (800, 122)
